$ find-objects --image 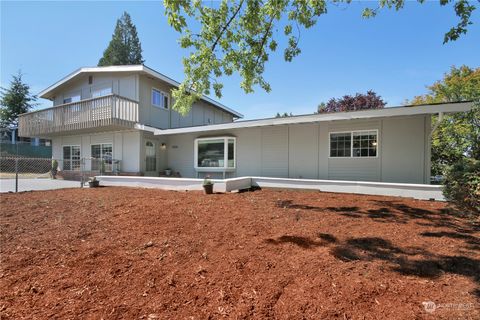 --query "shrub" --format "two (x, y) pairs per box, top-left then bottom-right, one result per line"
(203, 176), (213, 186)
(443, 158), (480, 215)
